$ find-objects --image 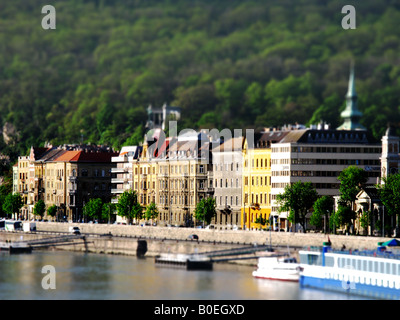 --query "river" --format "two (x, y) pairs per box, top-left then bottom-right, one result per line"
(0, 250), (365, 300)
